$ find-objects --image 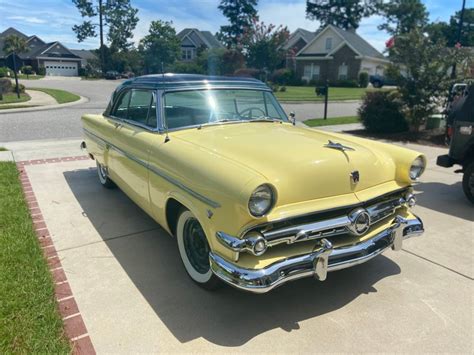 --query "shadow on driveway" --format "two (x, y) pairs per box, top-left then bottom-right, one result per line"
(414, 181), (474, 222)
(64, 167), (401, 346)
